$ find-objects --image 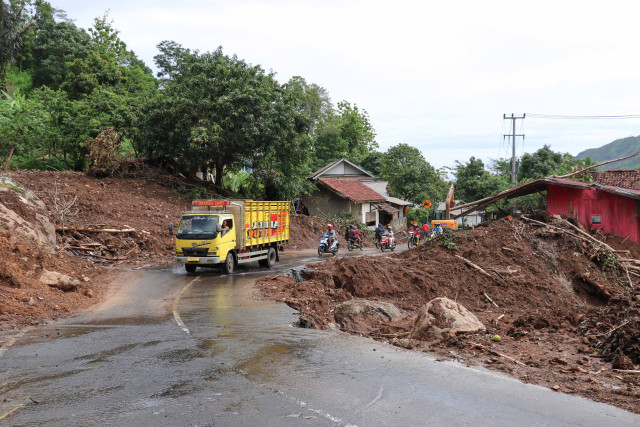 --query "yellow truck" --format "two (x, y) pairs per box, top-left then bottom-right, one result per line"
(170, 199), (290, 274)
